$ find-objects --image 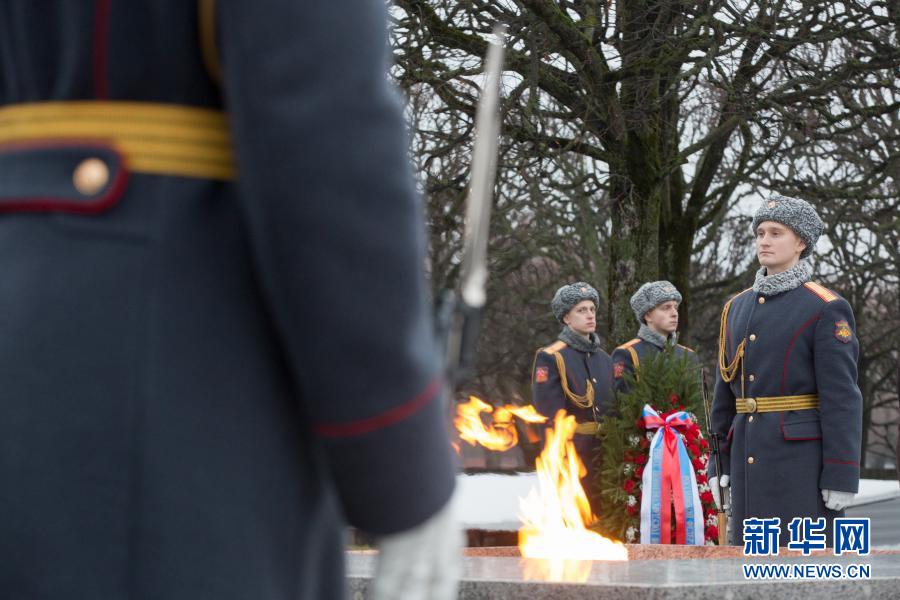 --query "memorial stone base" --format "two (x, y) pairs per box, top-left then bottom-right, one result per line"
(346, 545), (900, 599)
